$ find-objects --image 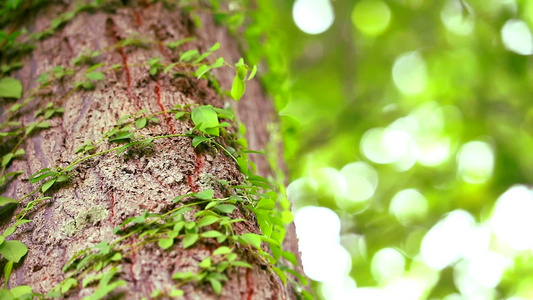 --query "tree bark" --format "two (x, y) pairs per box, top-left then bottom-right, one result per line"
(1, 1), (300, 299)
